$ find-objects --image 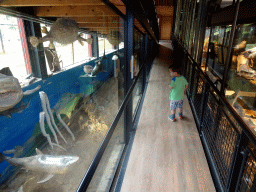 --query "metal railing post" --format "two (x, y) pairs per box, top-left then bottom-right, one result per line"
(221, 0), (240, 95)
(234, 148), (249, 191)
(227, 131), (249, 191)
(91, 35), (99, 59)
(23, 20), (48, 79)
(124, 3), (134, 144)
